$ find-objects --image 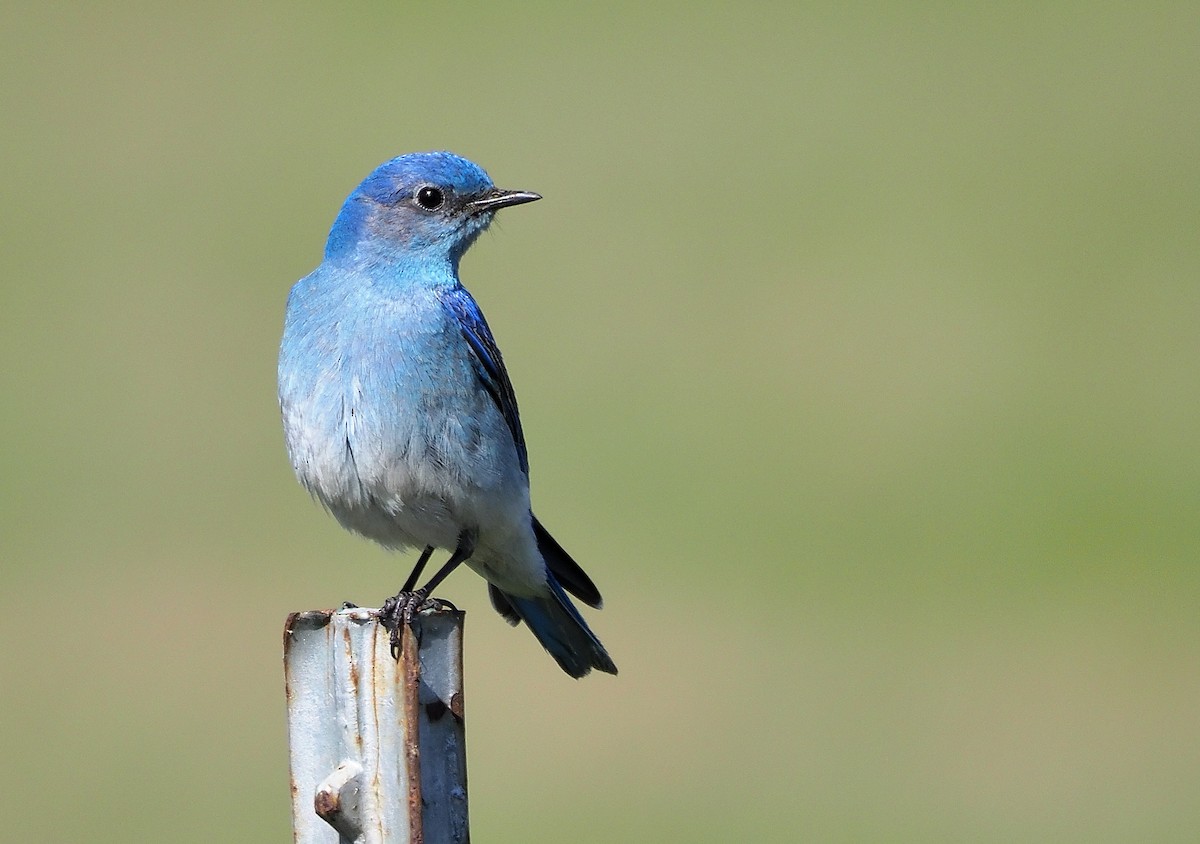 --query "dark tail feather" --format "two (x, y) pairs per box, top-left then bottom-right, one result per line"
(533, 516), (602, 608)
(492, 577), (617, 678)
(488, 583), (521, 625)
